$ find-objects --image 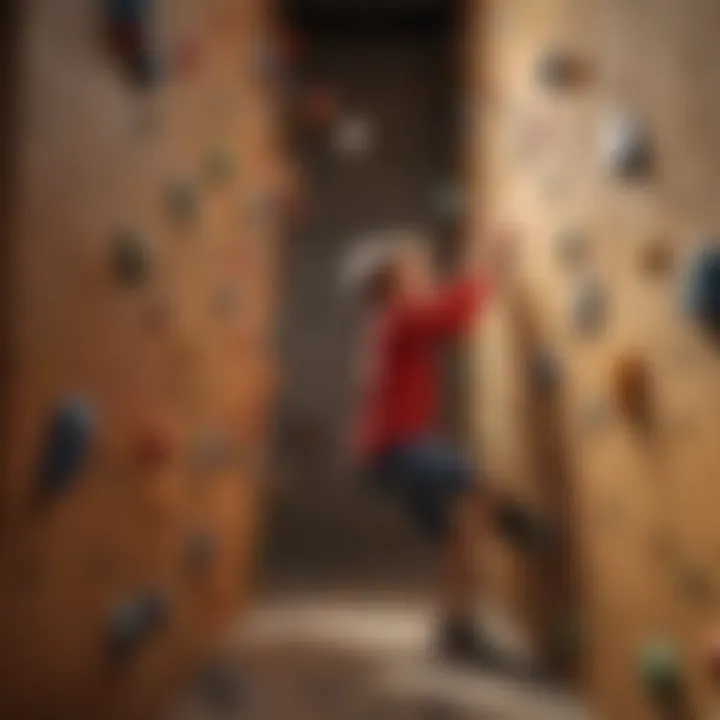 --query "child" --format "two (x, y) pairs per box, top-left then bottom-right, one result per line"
(342, 228), (544, 668)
